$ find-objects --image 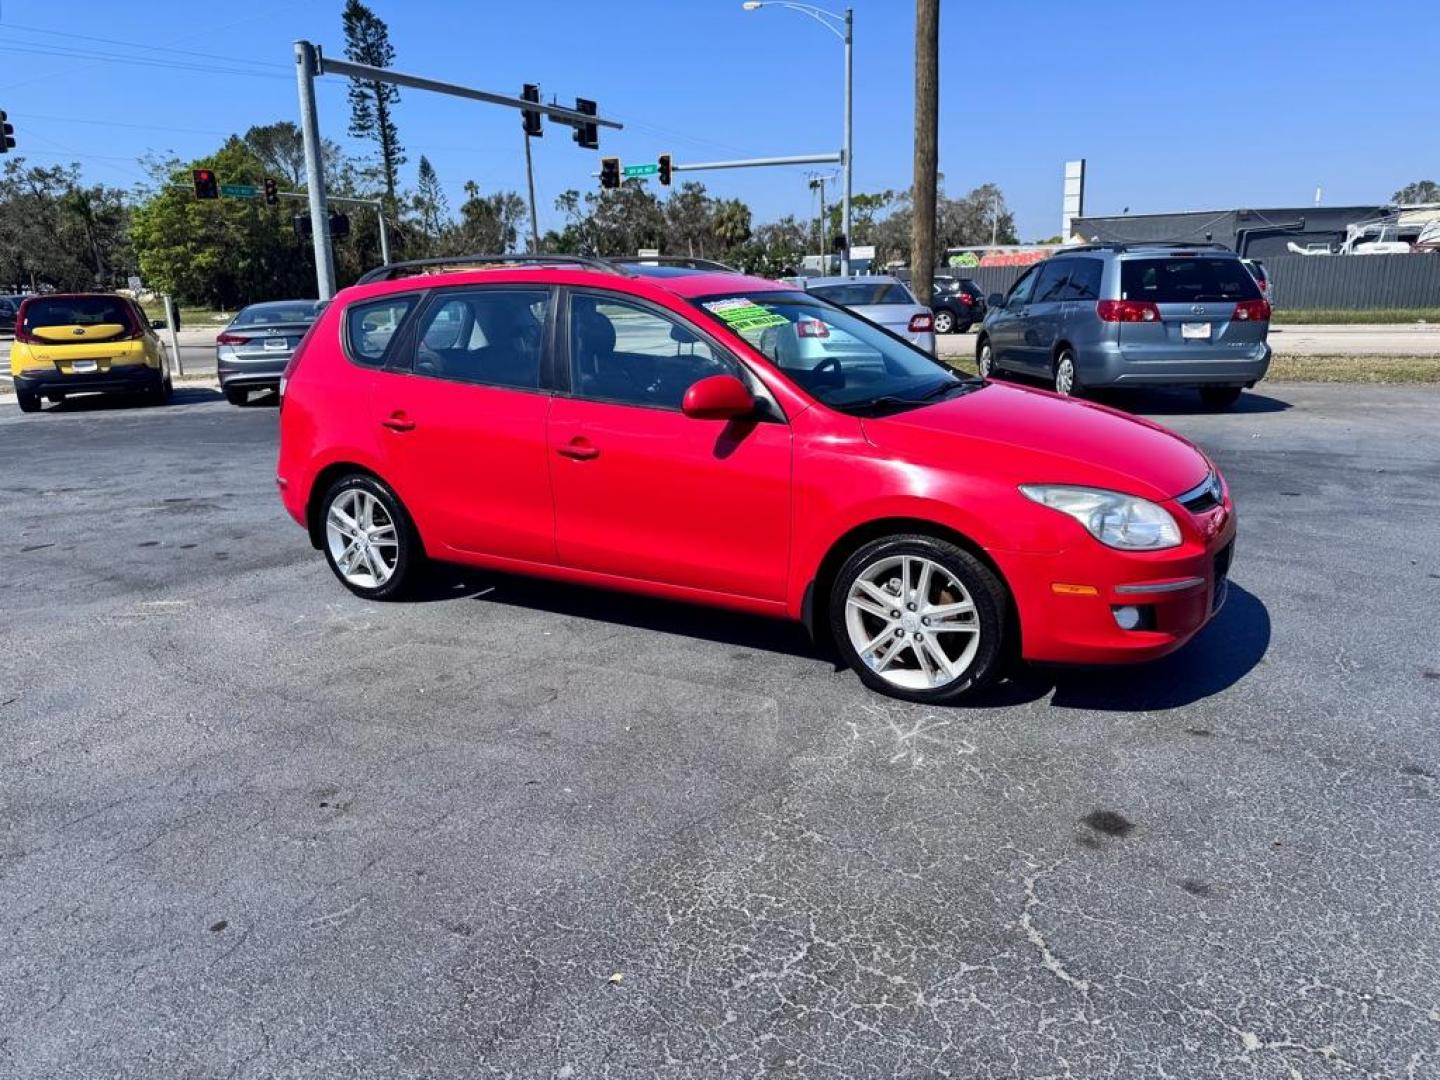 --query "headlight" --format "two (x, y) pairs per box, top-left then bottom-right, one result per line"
(1020, 484), (1181, 551)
